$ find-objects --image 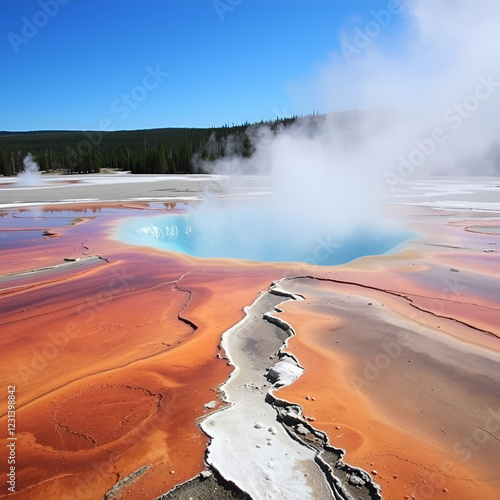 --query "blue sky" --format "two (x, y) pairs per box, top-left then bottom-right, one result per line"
(0, 0), (407, 131)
